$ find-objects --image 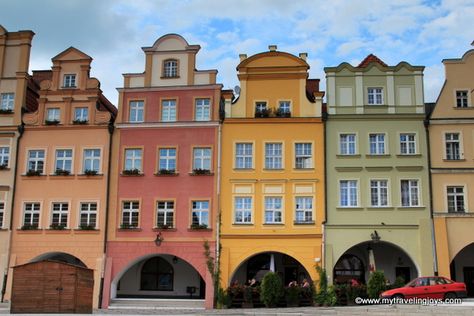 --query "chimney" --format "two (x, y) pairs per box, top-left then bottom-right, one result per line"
(268, 45), (277, 52)
(239, 54), (247, 61)
(299, 53), (308, 60)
